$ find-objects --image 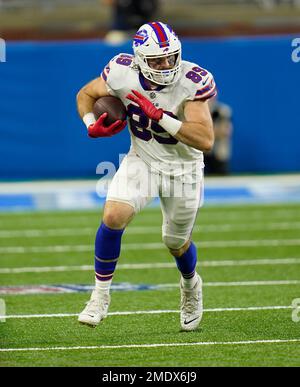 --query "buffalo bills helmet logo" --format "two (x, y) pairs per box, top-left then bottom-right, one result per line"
(133, 29), (149, 47)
